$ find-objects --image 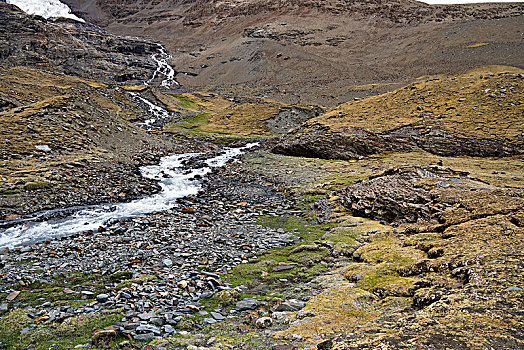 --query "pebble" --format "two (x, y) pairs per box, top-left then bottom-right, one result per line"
(0, 152), (298, 340)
